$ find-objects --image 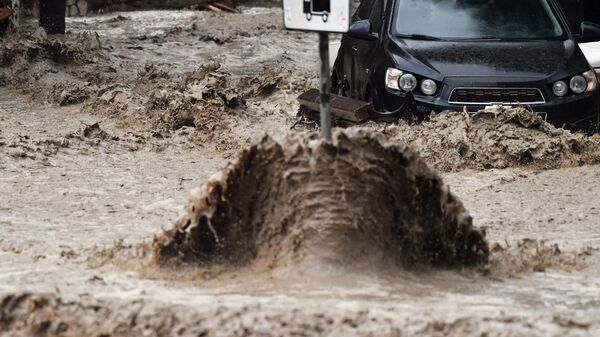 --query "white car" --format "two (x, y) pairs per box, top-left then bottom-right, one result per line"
(580, 41), (600, 81)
